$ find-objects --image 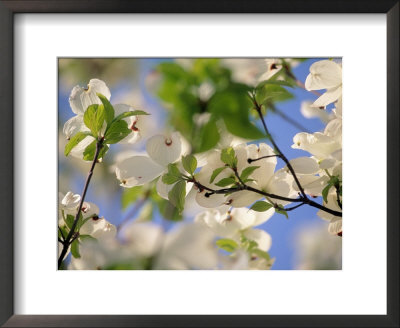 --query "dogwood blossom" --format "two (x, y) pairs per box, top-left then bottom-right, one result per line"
(195, 143), (294, 208)
(154, 223), (218, 270)
(196, 208), (274, 269)
(115, 132), (192, 199)
(63, 79), (143, 159)
(195, 208), (273, 250)
(58, 191), (117, 243)
(317, 192), (342, 236)
(305, 60), (342, 107)
(70, 221), (219, 270)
